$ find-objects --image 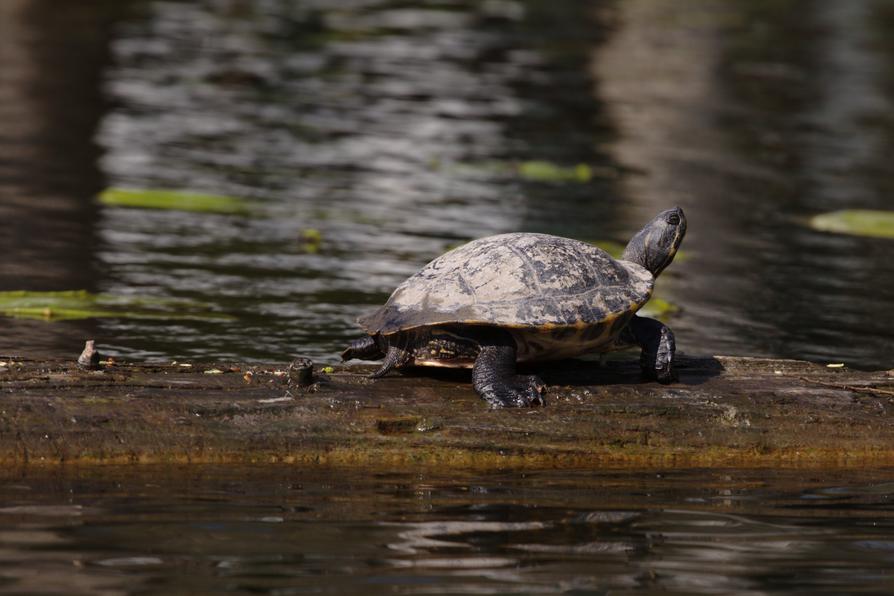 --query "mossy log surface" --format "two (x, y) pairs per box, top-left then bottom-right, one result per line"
(1, 355), (893, 469)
